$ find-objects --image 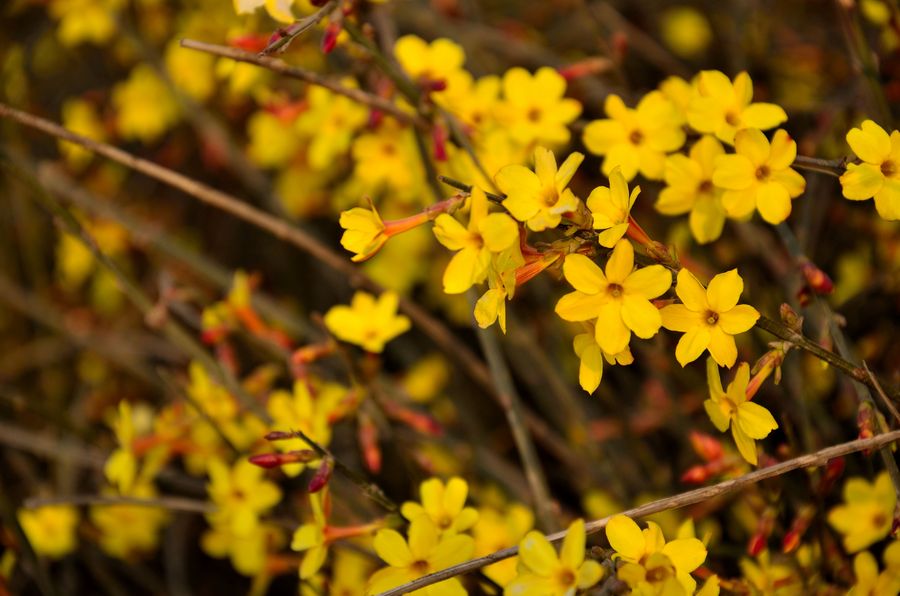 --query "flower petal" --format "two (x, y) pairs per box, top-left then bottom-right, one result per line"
(712, 155), (755, 190)
(706, 269), (743, 312)
(606, 515), (645, 562)
(374, 529), (413, 567)
(556, 291), (606, 321)
(621, 297), (663, 339)
(675, 268), (708, 310)
(596, 301), (630, 354)
(560, 519), (586, 569)
(661, 538), (707, 574)
(624, 265), (672, 299)
(734, 128), (771, 167)
(737, 401), (778, 439)
(707, 327), (738, 368)
(661, 304), (703, 332)
(605, 239), (635, 284)
(675, 325), (711, 366)
(518, 531), (558, 575)
(840, 163), (884, 201)
(732, 424), (759, 465)
(718, 304), (760, 334)
(563, 254), (607, 294)
(848, 120), (891, 164)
